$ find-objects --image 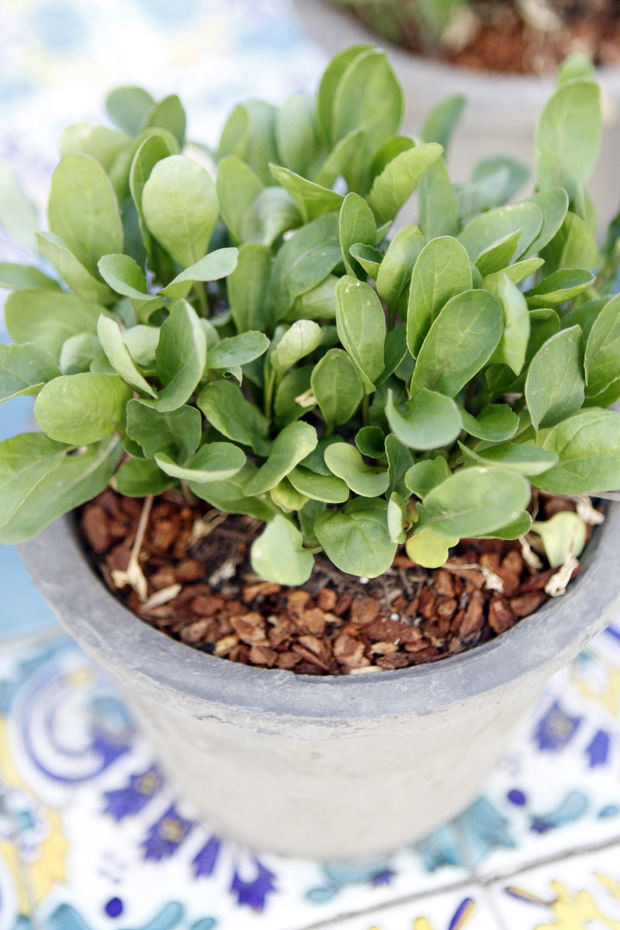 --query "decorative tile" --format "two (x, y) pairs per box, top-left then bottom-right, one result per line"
(489, 846), (620, 929)
(313, 886), (498, 930)
(0, 636), (472, 930)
